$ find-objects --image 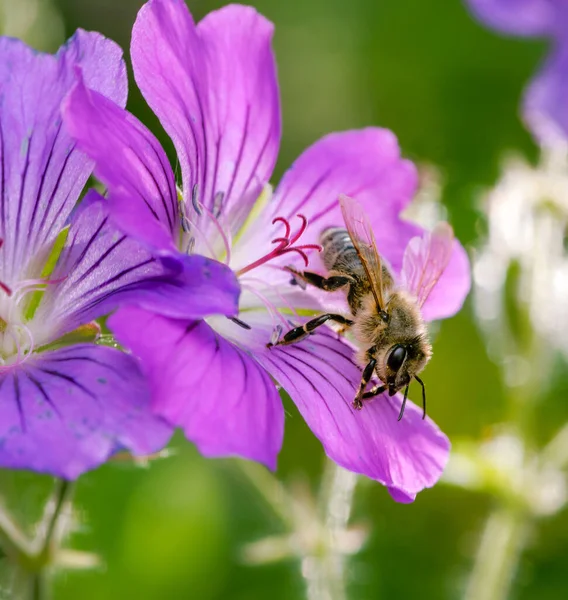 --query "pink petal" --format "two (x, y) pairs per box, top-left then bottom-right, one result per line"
(108, 307), (284, 470)
(131, 0), (281, 233)
(235, 128), (421, 276)
(63, 75), (178, 254)
(254, 326), (450, 500)
(39, 191), (240, 333)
